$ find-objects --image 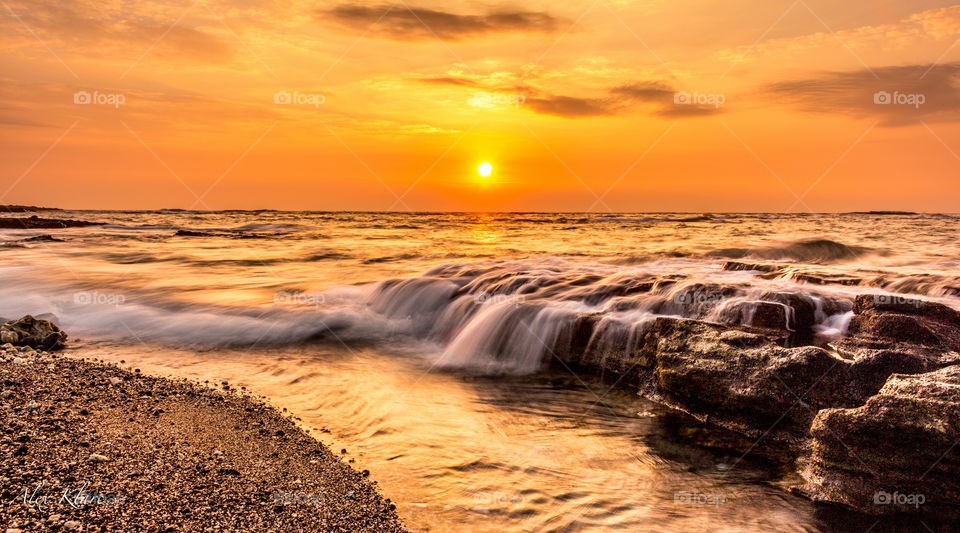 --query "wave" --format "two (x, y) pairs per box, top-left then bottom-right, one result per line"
(4, 257), (958, 376)
(705, 239), (874, 263)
